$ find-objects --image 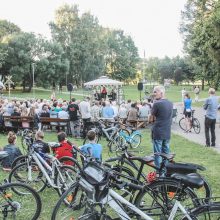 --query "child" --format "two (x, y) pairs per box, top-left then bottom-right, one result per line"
(53, 132), (75, 165)
(2, 131), (22, 170)
(80, 130), (102, 161)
